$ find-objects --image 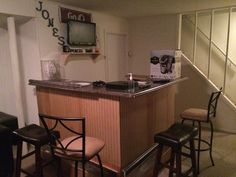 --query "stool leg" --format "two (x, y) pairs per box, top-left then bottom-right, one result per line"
(197, 121), (201, 174)
(209, 120), (215, 166)
(57, 157), (62, 177)
(96, 154), (104, 177)
(190, 139), (197, 177)
(35, 145), (43, 177)
(153, 144), (163, 177)
(74, 161), (79, 177)
(168, 148), (175, 177)
(15, 141), (23, 177)
(175, 147), (182, 177)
